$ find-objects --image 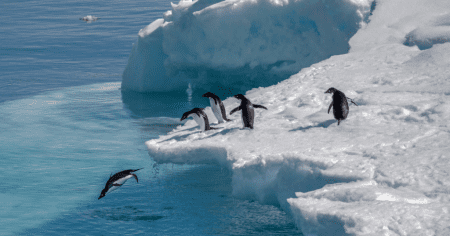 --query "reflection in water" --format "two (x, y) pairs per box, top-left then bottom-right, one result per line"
(187, 83), (193, 104)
